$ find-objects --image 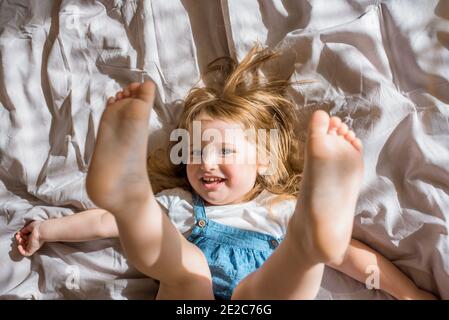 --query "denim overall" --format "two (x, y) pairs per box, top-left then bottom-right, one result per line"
(187, 193), (285, 300)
